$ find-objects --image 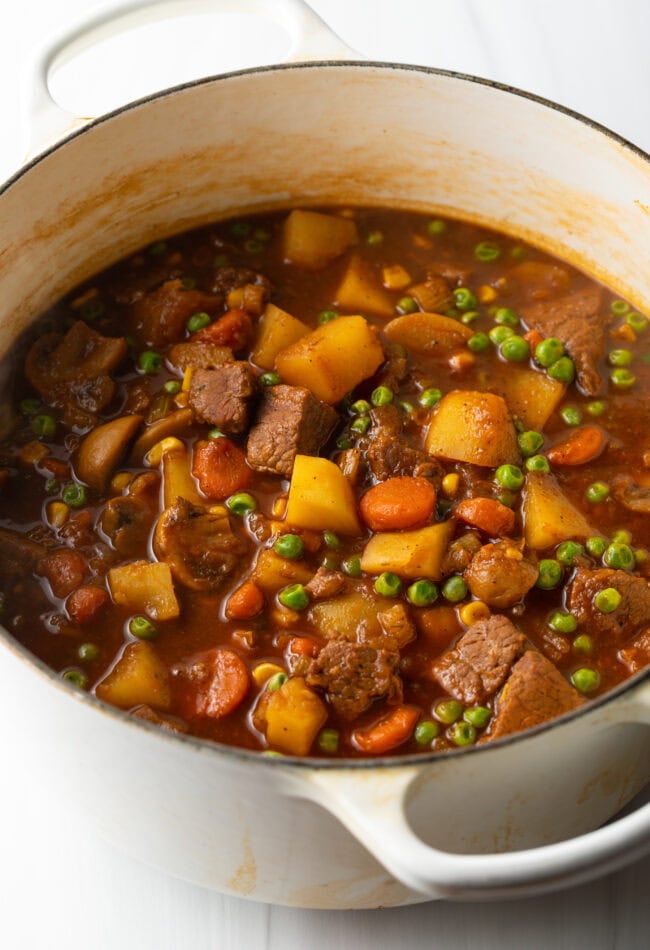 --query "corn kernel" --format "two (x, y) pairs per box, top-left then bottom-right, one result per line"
(227, 287), (244, 309)
(208, 505), (229, 518)
(270, 605), (301, 628)
(173, 392), (189, 409)
(252, 662), (285, 687)
(441, 473), (460, 497)
(448, 350), (475, 373)
(181, 367), (194, 392)
(478, 284), (497, 304)
(47, 501), (69, 529)
(19, 441), (49, 465)
(145, 436), (185, 467)
(504, 546), (523, 561)
(272, 495), (287, 518)
(381, 264), (411, 291)
(459, 601), (490, 626)
(110, 472), (132, 494)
